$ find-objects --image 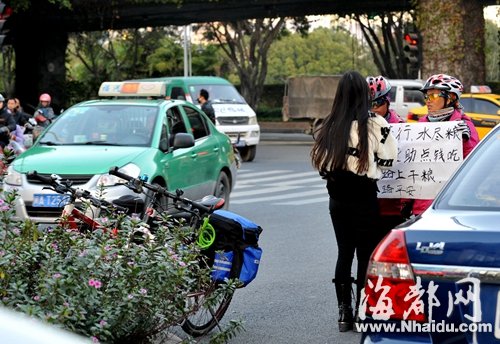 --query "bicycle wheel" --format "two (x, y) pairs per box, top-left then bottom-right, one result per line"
(181, 282), (234, 337)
